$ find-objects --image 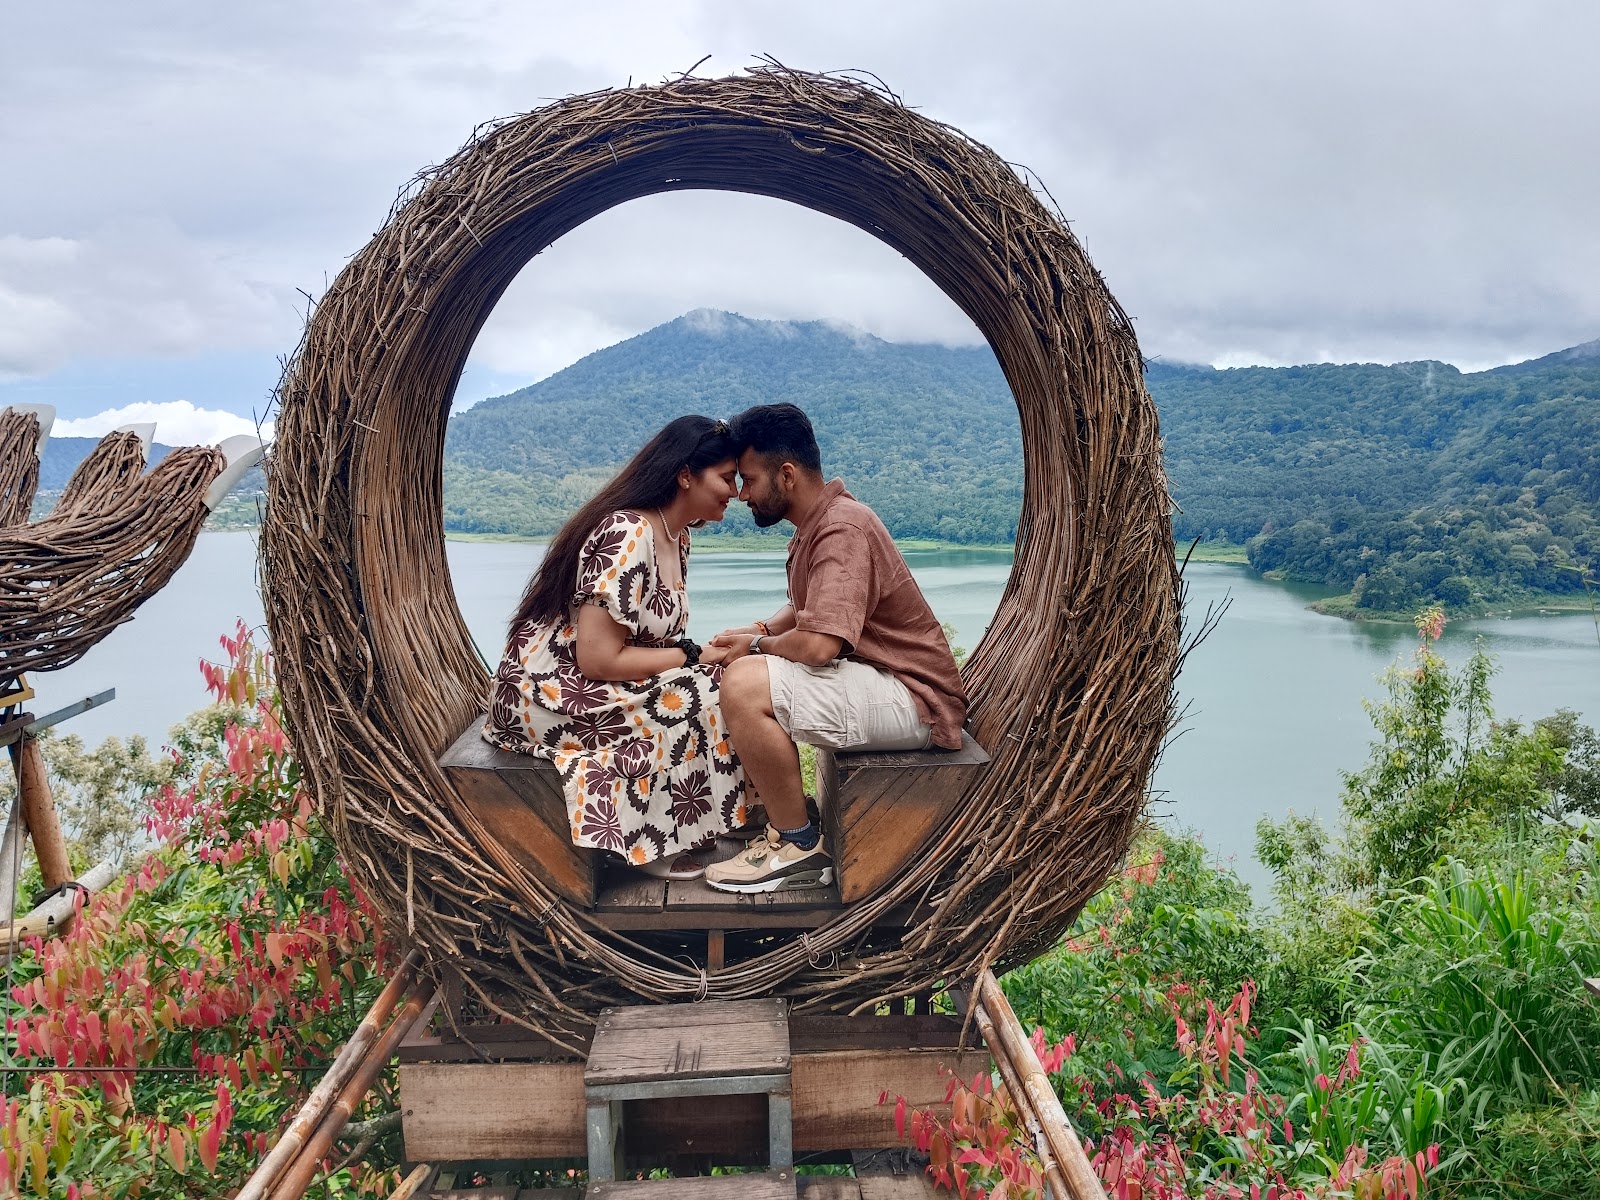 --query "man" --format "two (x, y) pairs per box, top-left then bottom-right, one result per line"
(704, 403), (968, 894)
